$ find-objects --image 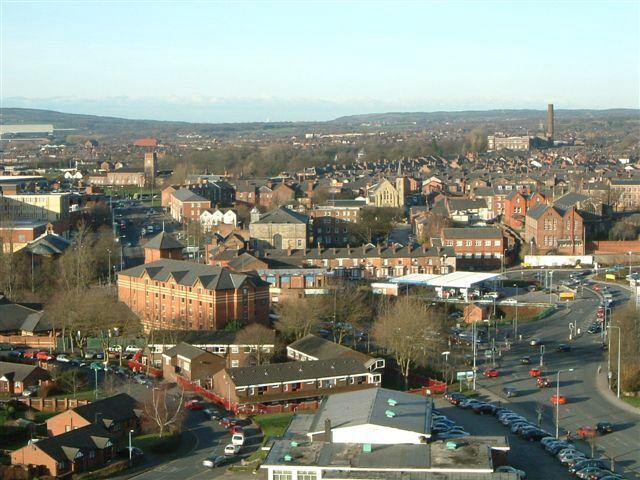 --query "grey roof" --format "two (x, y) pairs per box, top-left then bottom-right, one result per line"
(526, 203), (550, 220)
(447, 198), (487, 211)
(323, 199), (367, 208)
(553, 191), (590, 209)
(229, 358), (369, 387)
(308, 388), (432, 436)
(254, 207), (308, 225)
(24, 233), (71, 256)
(0, 296), (46, 333)
(118, 259), (268, 291)
(611, 178), (640, 186)
(72, 393), (138, 426)
(164, 342), (212, 360)
(30, 423), (115, 463)
(443, 227), (502, 239)
(288, 334), (373, 365)
(144, 231), (184, 250)
(172, 188), (209, 202)
(0, 361), (51, 383)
